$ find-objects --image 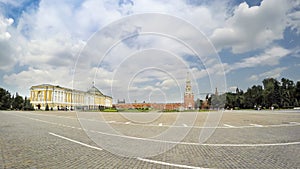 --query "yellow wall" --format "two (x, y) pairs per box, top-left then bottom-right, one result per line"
(30, 84), (113, 109)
